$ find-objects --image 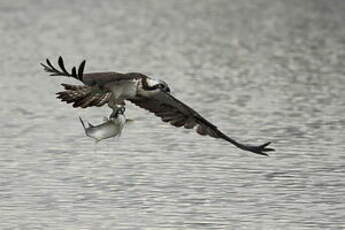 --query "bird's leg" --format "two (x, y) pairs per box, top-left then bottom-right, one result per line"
(109, 105), (125, 119)
(109, 109), (119, 119)
(108, 99), (121, 118)
(107, 99), (118, 110)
